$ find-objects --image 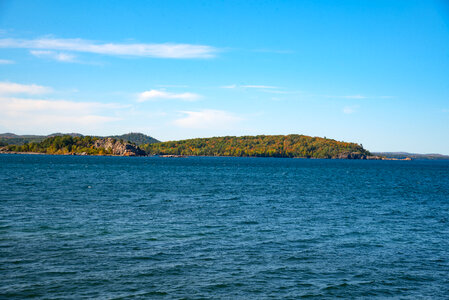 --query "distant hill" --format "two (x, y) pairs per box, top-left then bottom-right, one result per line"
(0, 133), (20, 138)
(49, 132), (84, 137)
(0, 134), (48, 145)
(108, 133), (160, 145)
(373, 152), (449, 160)
(0, 132), (159, 146)
(143, 134), (371, 159)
